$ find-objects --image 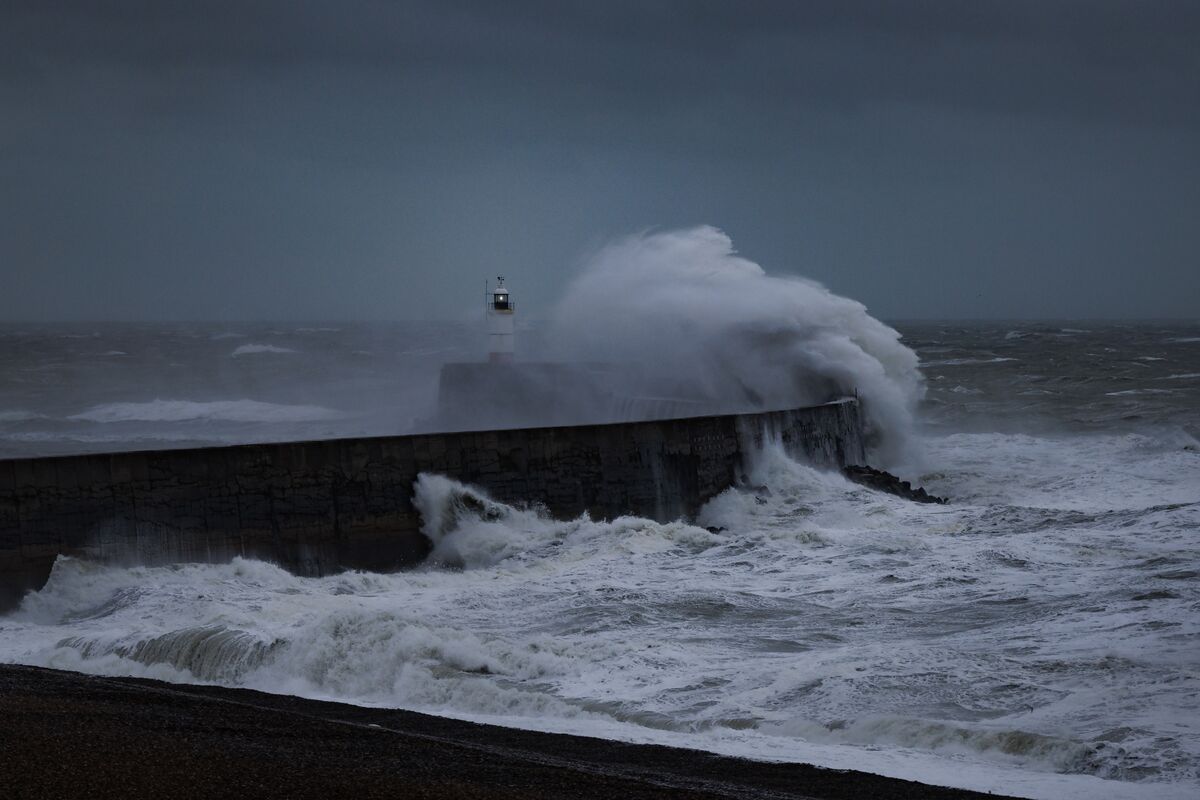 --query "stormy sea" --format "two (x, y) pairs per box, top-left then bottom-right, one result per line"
(0, 314), (1196, 799)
